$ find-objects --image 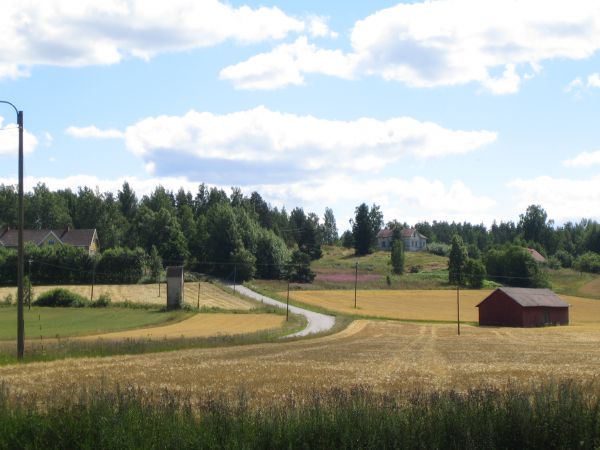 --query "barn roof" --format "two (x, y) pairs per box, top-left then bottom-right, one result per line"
(477, 288), (569, 308)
